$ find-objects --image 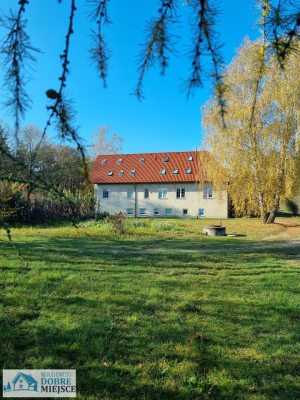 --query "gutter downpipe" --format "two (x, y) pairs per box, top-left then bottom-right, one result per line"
(134, 183), (137, 217)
